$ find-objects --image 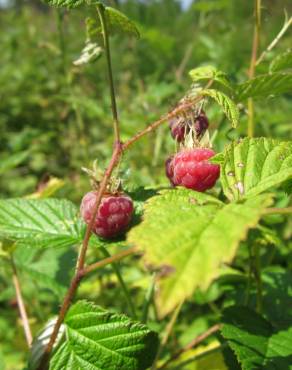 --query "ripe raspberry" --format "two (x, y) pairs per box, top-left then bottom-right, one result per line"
(165, 156), (175, 185)
(169, 112), (209, 142)
(172, 148), (220, 192)
(80, 191), (134, 239)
